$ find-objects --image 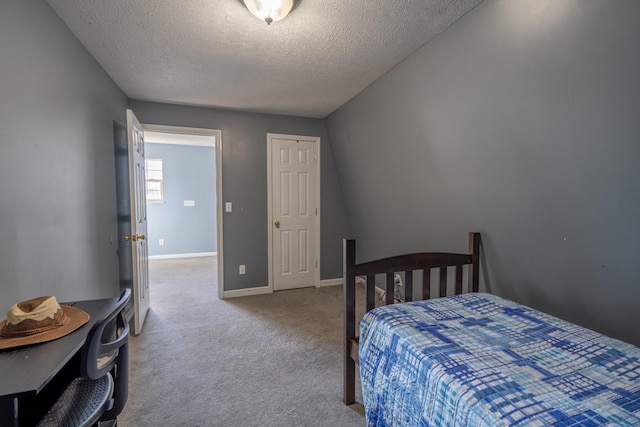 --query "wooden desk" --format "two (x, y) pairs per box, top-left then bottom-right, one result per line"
(0, 297), (116, 426)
